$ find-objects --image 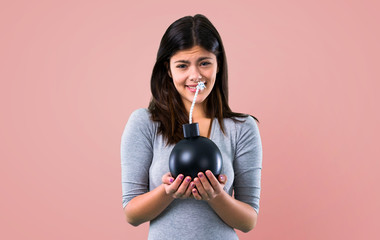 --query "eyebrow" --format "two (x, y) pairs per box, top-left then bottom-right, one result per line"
(174, 57), (213, 64)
